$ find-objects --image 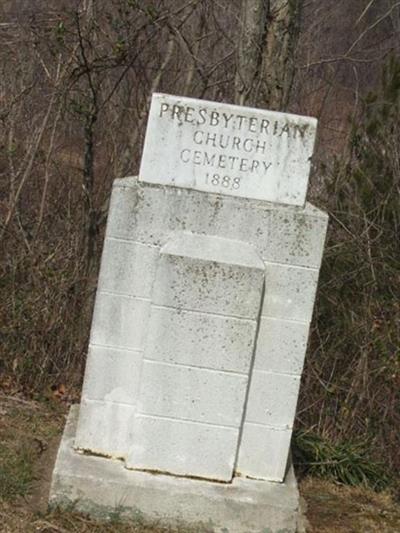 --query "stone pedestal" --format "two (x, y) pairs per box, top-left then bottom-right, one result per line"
(50, 93), (328, 532)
